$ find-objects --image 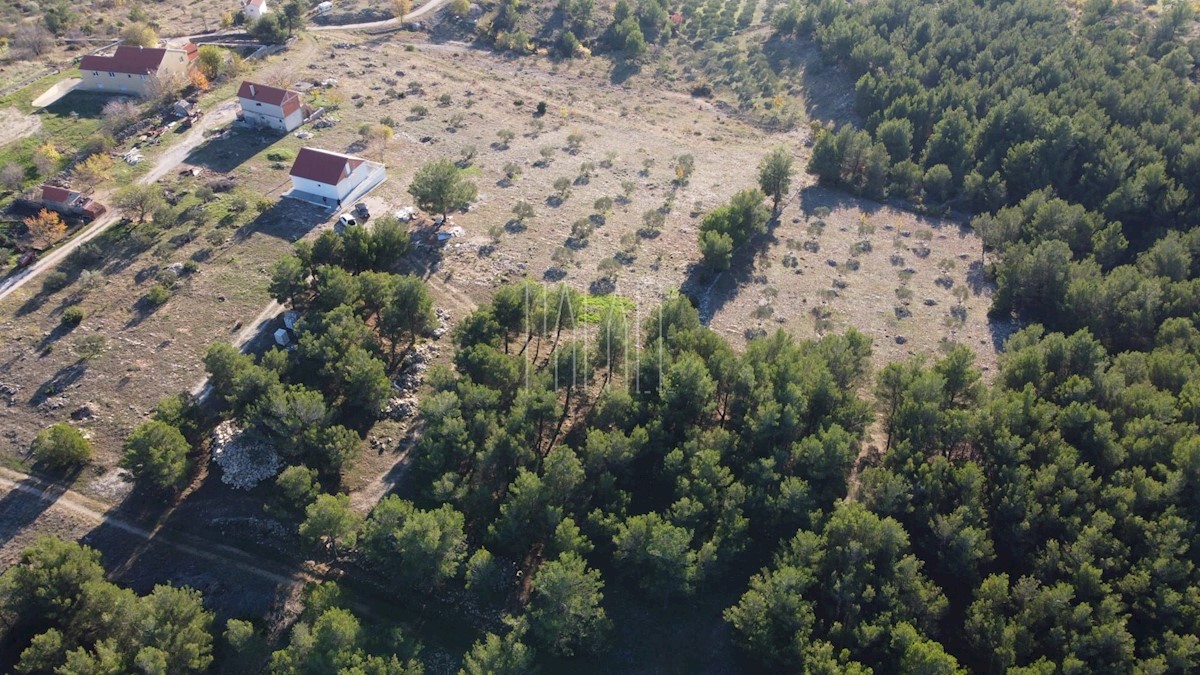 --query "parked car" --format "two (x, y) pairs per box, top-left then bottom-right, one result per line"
(354, 202), (370, 220)
(338, 214), (358, 228)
